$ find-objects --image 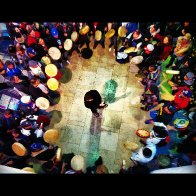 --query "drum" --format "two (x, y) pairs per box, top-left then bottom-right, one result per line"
(123, 141), (139, 151)
(157, 155), (171, 168)
(12, 142), (27, 156)
(35, 97), (50, 110)
(48, 47), (61, 60)
(136, 129), (150, 138)
(64, 39), (73, 51)
(22, 167), (35, 173)
(71, 155), (85, 171)
(79, 25), (90, 35)
(43, 129), (59, 144)
(124, 47), (136, 54)
(41, 56), (51, 65)
(71, 31), (79, 42)
(118, 26), (127, 37)
(45, 64), (58, 77)
(174, 117), (189, 130)
(95, 30), (102, 41)
(130, 56), (144, 65)
(47, 78), (59, 91)
(105, 29), (115, 39)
